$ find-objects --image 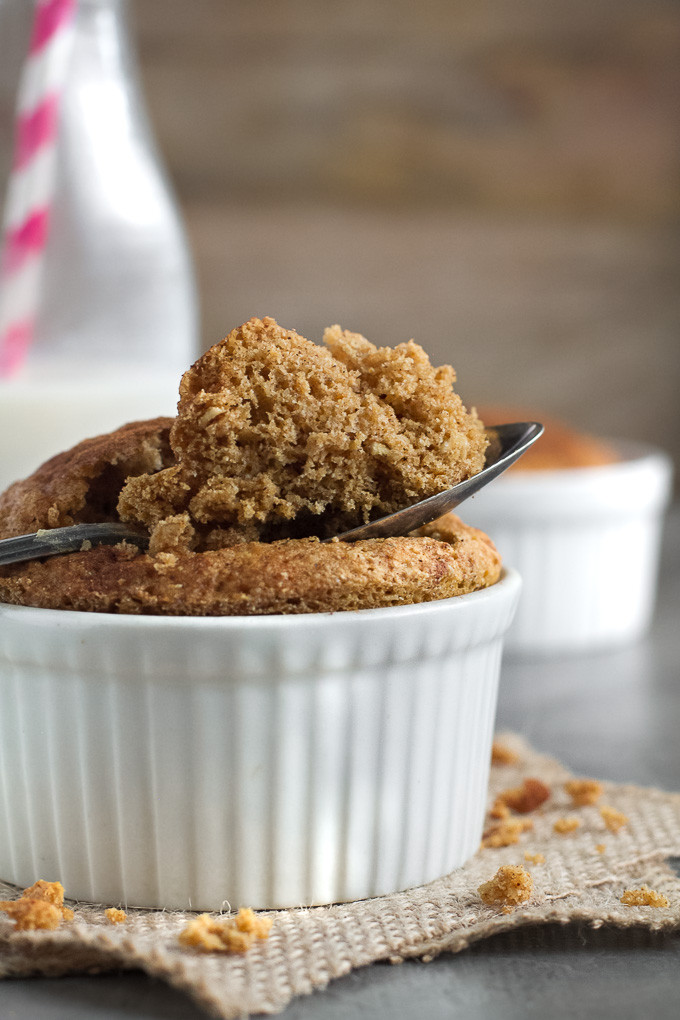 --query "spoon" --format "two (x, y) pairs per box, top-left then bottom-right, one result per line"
(0, 522), (150, 567)
(0, 422), (543, 566)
